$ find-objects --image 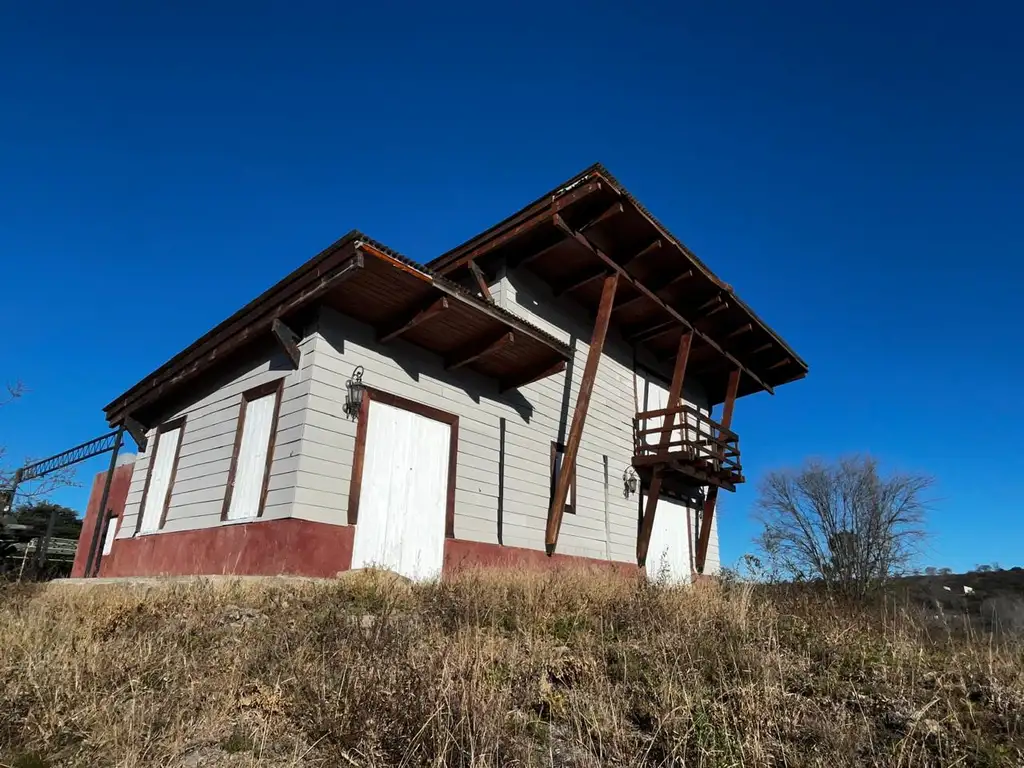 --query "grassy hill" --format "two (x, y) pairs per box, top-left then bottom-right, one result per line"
(1, 570), (1022, 767)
